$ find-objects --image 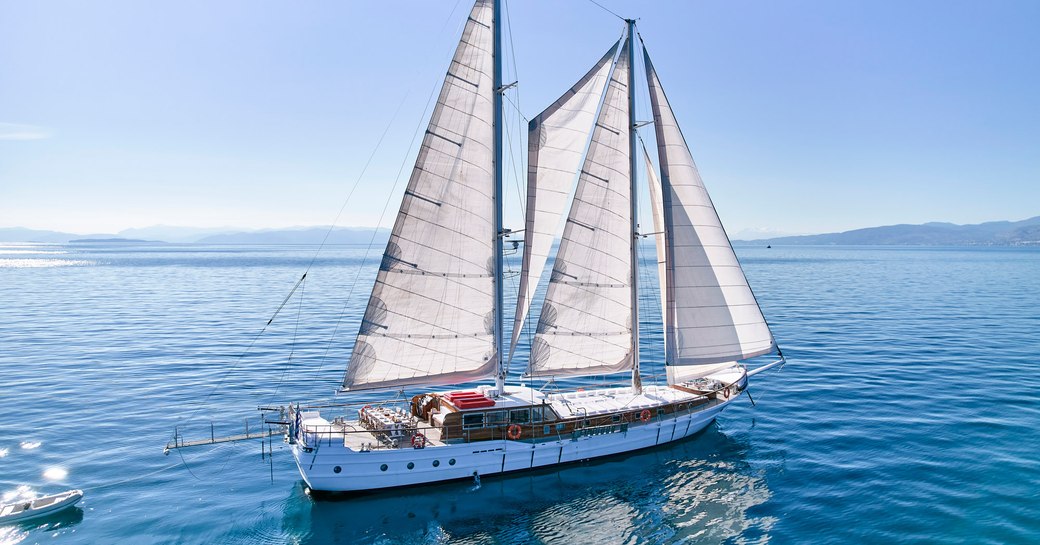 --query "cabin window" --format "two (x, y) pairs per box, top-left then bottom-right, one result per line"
(509, 409), (530, 424)
(555, 423), (565, 432)
(543, 425), (551, 435)
(462, 413), (484, 430)
(657, 408), (665, 417)
(449, 458), (456, 466)
(612, 414), (621, 423)
(433, 460), (440, 467)
(486, 410), (507, 425)
(407, 462), (415, 470)
(536, 405), (557, 422)
(380, 464), (388, 472)
(531, 406), (548, 422)
(333, 466), (342, 474)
